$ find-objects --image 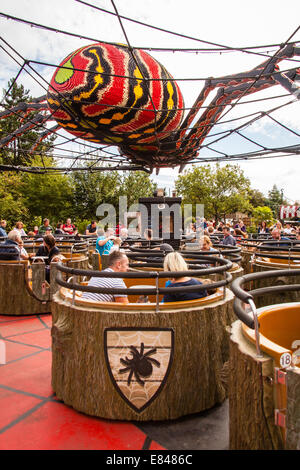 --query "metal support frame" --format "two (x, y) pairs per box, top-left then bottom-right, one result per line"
(248, 298), (263, 358)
